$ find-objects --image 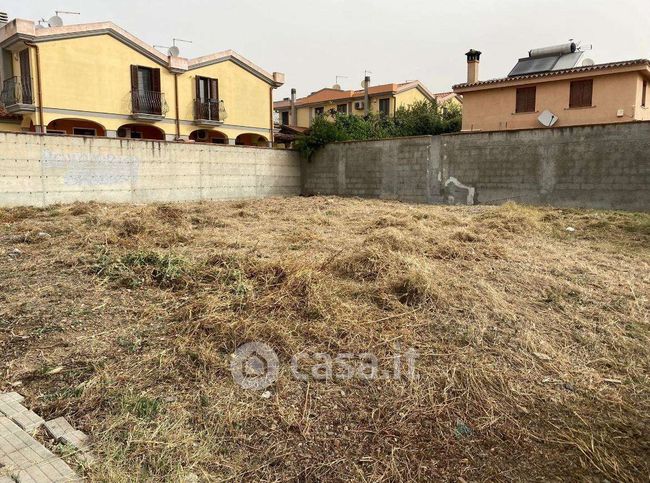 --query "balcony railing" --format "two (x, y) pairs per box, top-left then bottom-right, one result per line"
(1, 76), (34, 109)
(131, 89), (165, 117)
(194, 99), (221, 122)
